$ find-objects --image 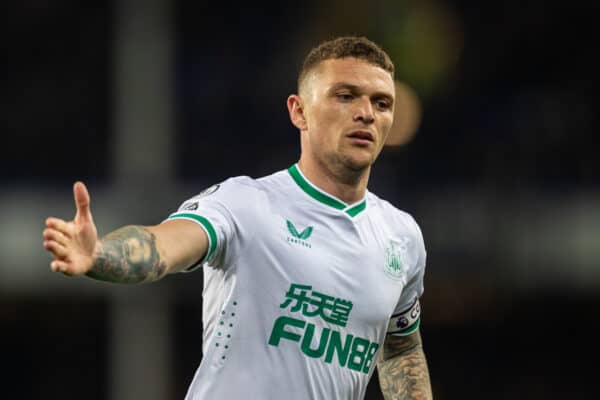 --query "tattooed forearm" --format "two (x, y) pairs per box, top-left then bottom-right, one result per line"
(86, 226), (168, 283)
(378, 330), (433, 400)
